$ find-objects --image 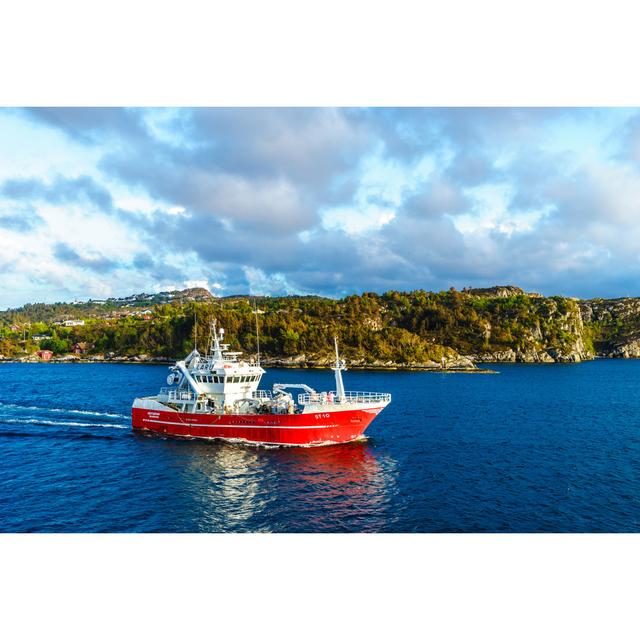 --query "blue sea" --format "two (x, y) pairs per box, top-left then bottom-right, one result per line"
(1, 360), (640, 532)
